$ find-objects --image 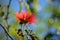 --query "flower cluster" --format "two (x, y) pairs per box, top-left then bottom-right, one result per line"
(16, 10), (36, 25)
